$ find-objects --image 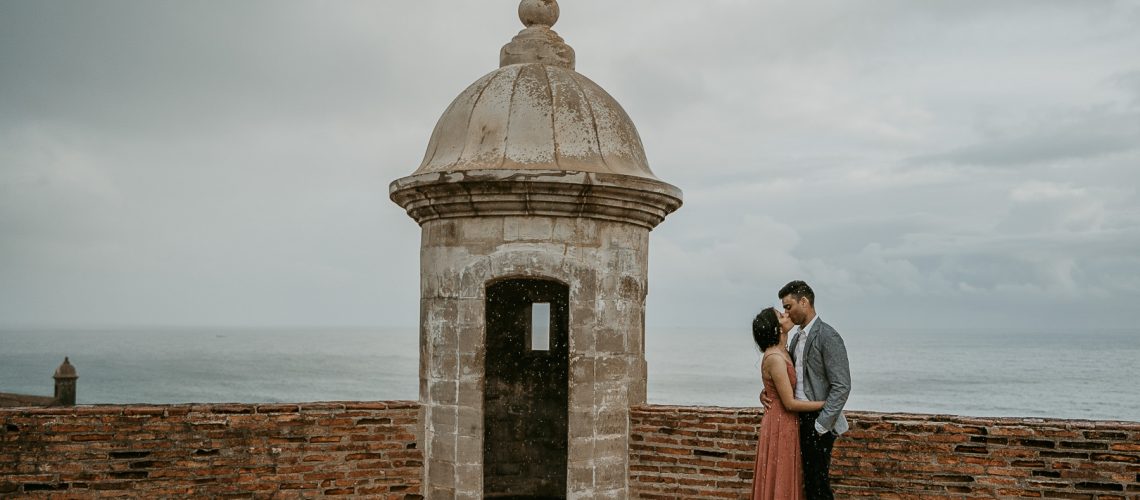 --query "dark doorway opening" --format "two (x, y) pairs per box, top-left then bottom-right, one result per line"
(484, 278), (569, 500)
